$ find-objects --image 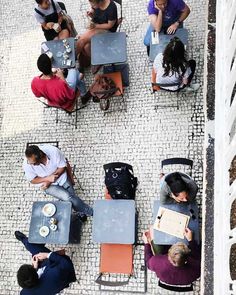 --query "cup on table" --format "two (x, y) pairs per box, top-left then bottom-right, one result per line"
(52, 23), (60, 32)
